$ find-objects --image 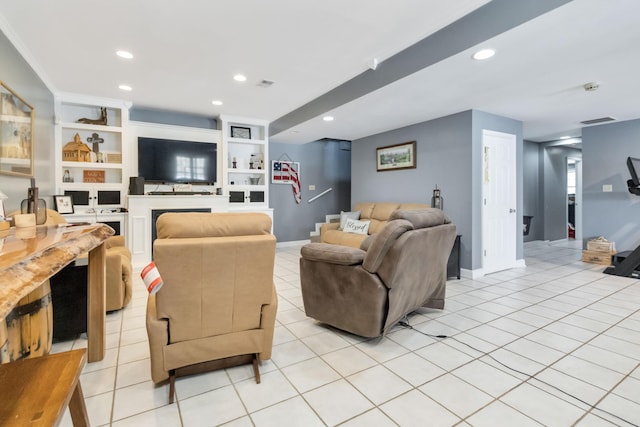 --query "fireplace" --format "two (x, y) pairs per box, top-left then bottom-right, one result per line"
(151, 208), (211, 256)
